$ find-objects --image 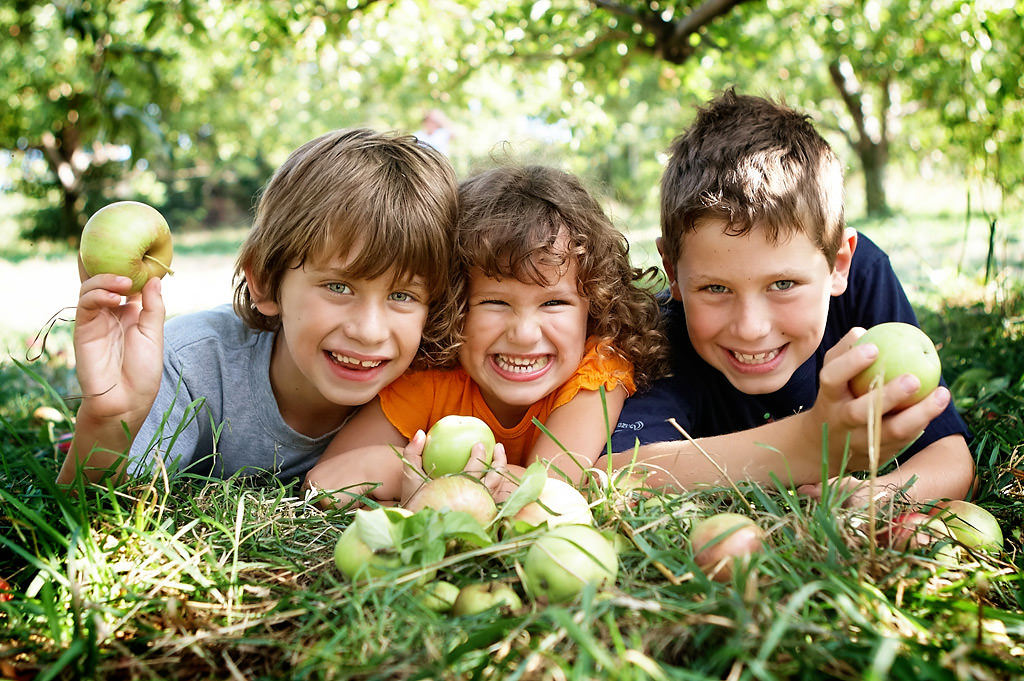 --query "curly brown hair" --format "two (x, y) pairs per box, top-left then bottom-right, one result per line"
(453, 164), (668, 389)
(232, 129), (460, 369)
